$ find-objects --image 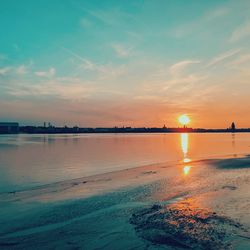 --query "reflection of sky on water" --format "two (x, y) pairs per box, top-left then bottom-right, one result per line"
(0, 133), (250, 192)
